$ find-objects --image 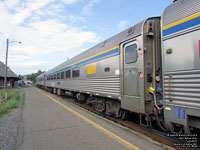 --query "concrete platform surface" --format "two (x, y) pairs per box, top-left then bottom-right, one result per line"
(16, 86), (173, 150)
